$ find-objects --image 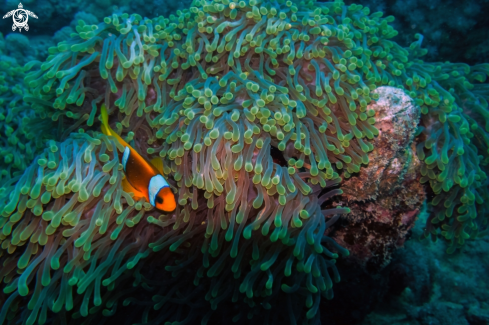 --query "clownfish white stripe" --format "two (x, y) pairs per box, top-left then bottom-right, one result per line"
(148, 174), (170, 206)
(122, 147), (130, 172)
